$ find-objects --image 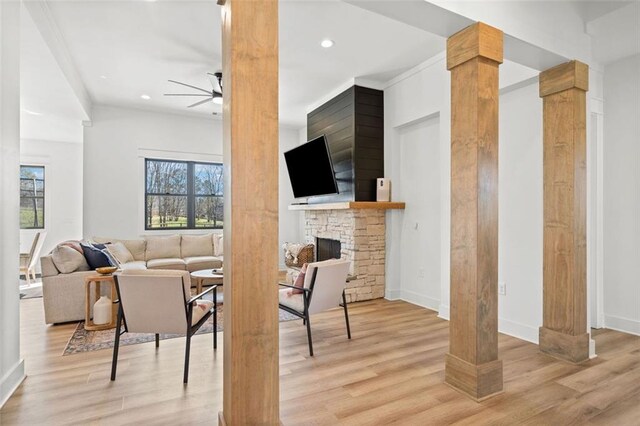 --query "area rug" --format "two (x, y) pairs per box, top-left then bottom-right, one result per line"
(63, 305), (298, 356)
